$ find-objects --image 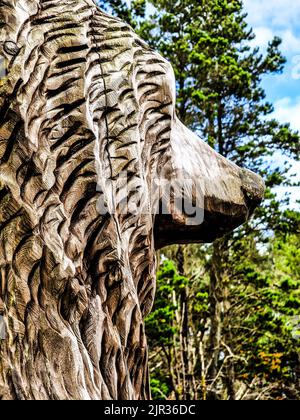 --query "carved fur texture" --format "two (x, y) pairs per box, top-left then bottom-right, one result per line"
(0, 0), (264, 400)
